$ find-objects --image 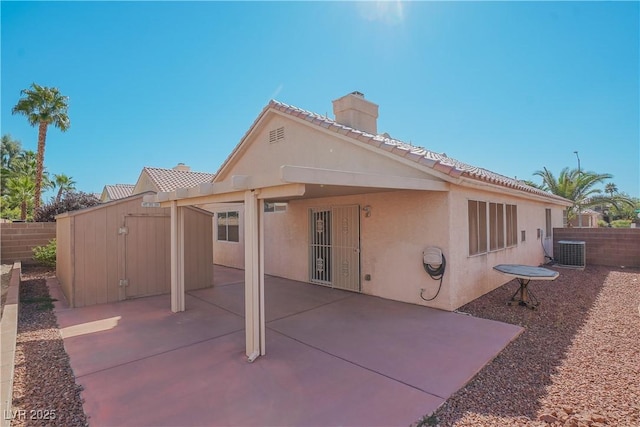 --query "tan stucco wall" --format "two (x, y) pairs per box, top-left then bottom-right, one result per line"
(218, 187), (565, 311)
(260, 190), (453, 310)
(217, 114), (435, 184)
(210, 203), (245, 269)
(133, 172), (157, 194)
(446, 185), (565, 309)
